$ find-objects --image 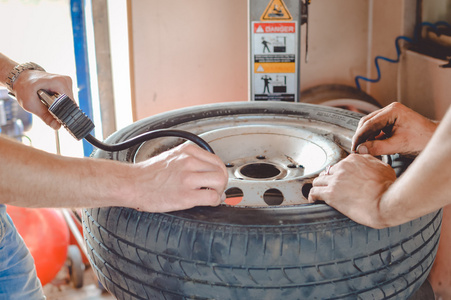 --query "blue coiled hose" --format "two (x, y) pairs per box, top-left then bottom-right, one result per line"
(355, 21), (451, 90)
